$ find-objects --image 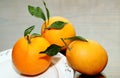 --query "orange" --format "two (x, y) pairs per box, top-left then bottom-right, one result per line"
(66, 39), (108, 75)
(41, 16), (76, 50)
(12, 36), (51, 76)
